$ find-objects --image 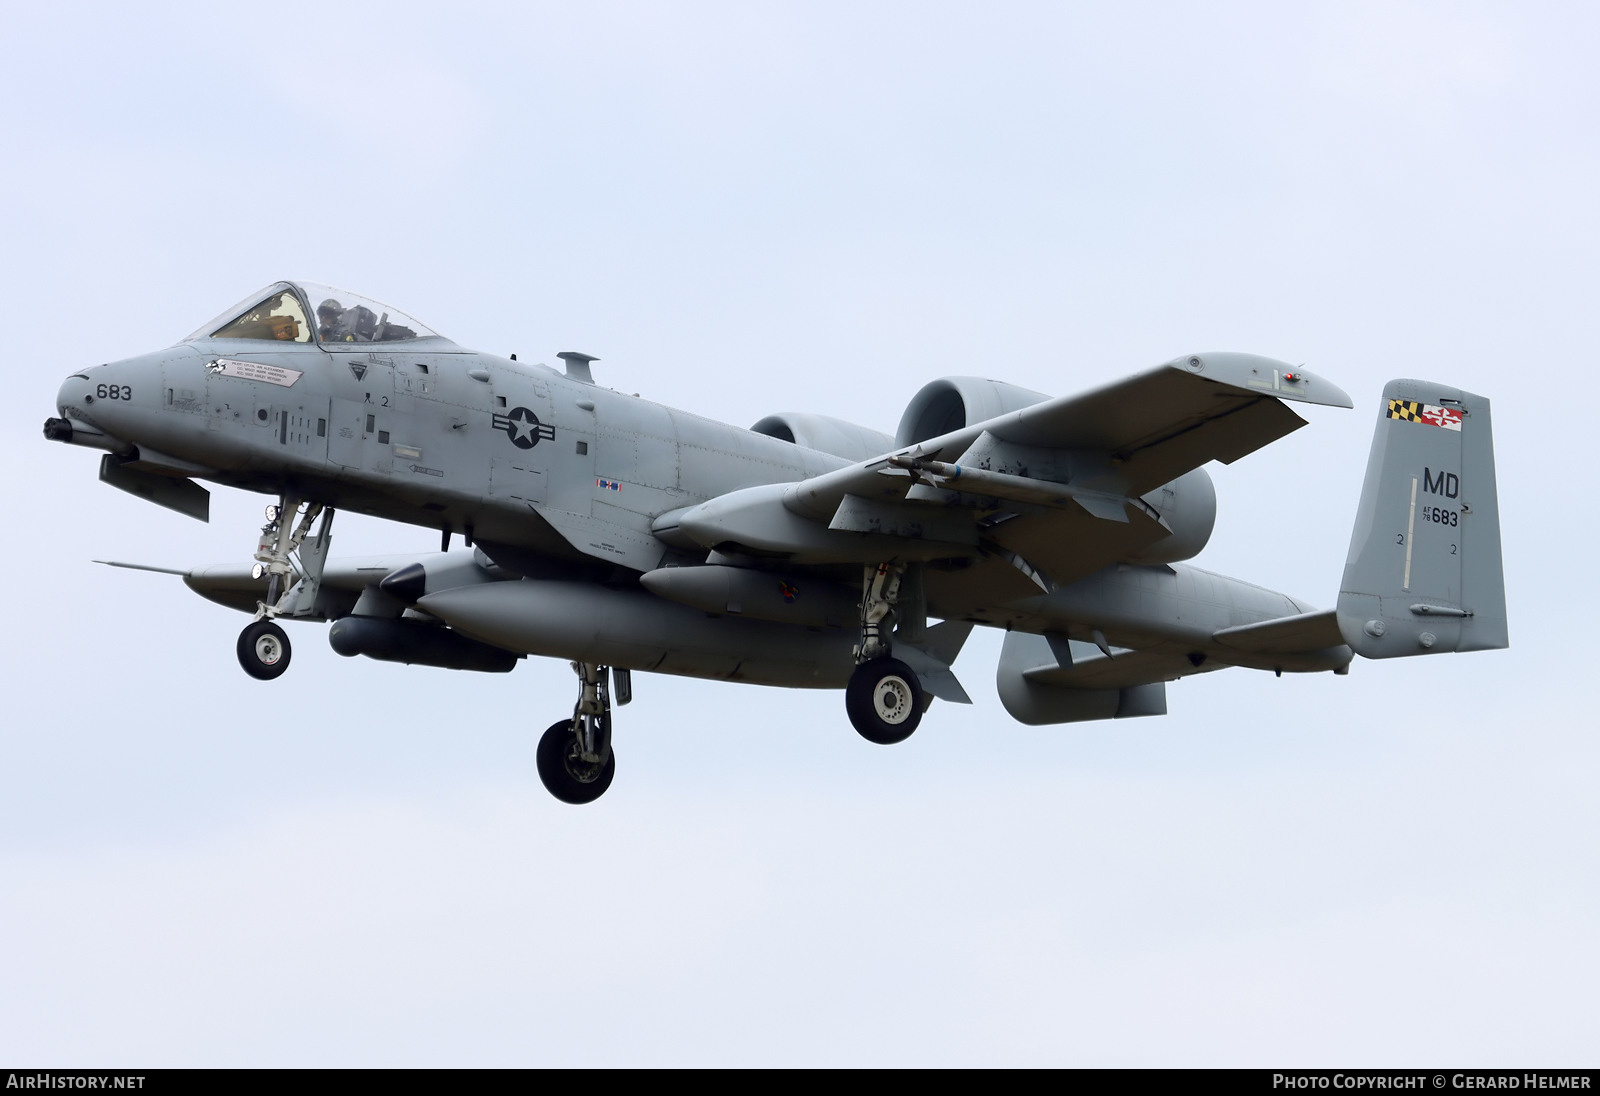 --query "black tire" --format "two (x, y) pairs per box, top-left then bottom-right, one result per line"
(536, 720), (616, 805)
(846, 657), (923, 745)
(237, 620), (291, 680)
